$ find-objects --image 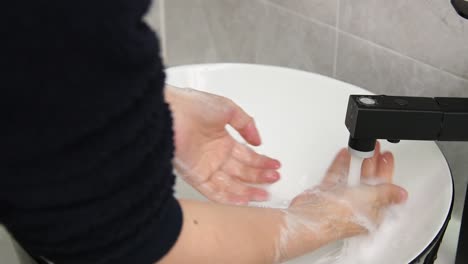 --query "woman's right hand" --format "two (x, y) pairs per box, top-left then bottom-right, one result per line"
(159, 144), (408, 264)
(276, 144), (408, 262)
